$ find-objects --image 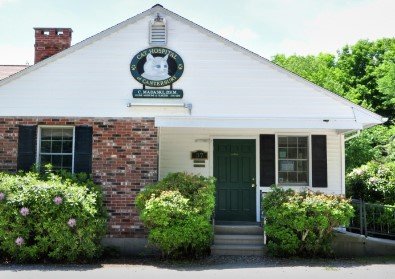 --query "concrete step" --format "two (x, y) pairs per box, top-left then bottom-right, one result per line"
(211, 244), (266, 256)
(214, 225), (262, 235)
(214, 234), (264, 245)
